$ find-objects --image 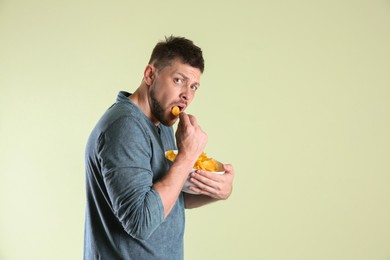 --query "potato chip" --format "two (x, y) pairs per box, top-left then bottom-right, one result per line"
(165, 150), (177, 162)
(165, 150), (219, 172)
(171, 106), (180, 116)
